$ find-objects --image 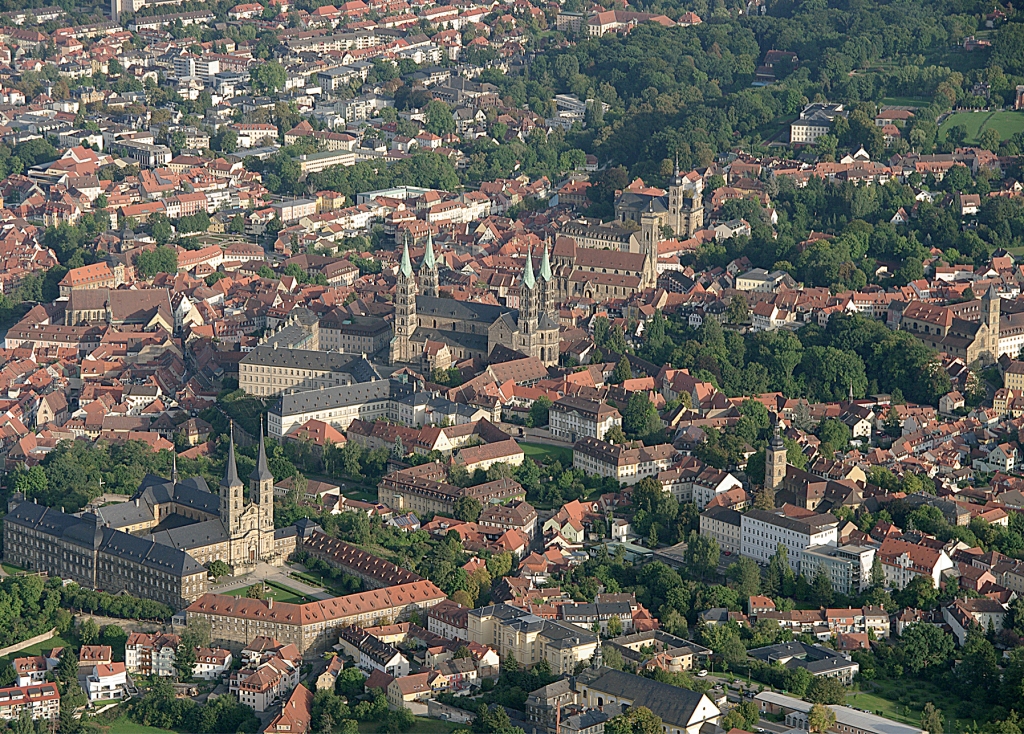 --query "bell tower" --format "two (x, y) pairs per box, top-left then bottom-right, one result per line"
(640, 209), (660, 289)
(220, 424), (243, 537)
(250, 423), (275, 535)
(668, 159), (704, 238)
(766, 426), (788, 491)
